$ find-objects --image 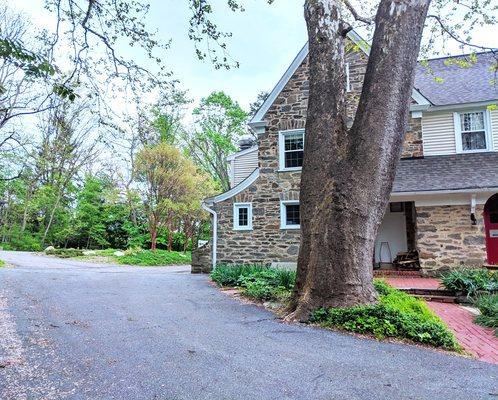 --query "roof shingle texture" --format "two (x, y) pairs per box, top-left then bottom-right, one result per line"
(414, 52), (498, 105)
(393, 152), (498, 193)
